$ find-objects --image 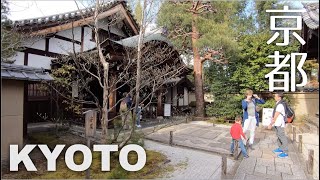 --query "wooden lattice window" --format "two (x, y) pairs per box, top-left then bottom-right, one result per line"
(28, 83), (49, 97)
